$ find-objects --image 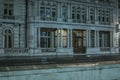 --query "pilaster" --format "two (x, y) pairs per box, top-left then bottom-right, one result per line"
(67, 29), (70, 48)
(70, 29), (73, 48)
(67, 3), (72, 22)
(29, 24), (35, 48)
(97, 30), (100, 47)
(86, 6), (90, 24)
(60, 28), (63, 48)
(110, 31), (113, 47)
(95, 7), (99, 24)
(88, 30), (91, 47)
(86, 30), (89, 47)
(94, 30), (97, 47)
(57, 2), (62, 22)
(38, 28), (41, 48)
